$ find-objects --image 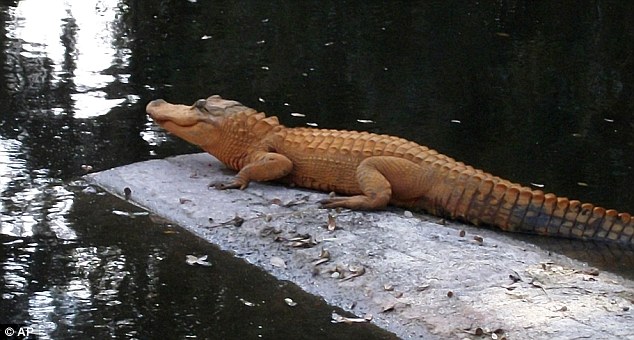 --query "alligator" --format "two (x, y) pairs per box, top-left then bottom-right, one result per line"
(146, 95), (634, 245)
